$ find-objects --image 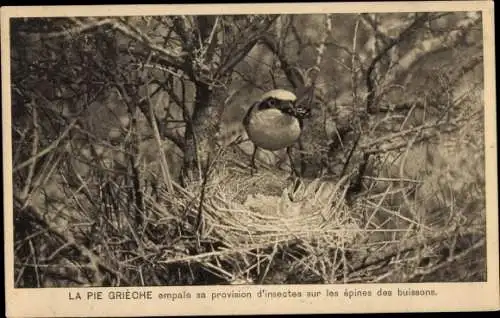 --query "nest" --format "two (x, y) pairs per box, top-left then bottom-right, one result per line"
(144, 161), (363, 283)
(137, 144), (486, 285)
